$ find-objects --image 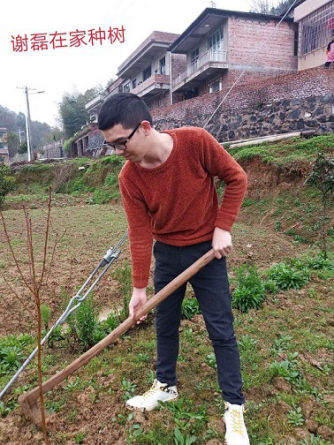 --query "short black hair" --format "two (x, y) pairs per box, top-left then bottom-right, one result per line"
(98, 93), (153, 130)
